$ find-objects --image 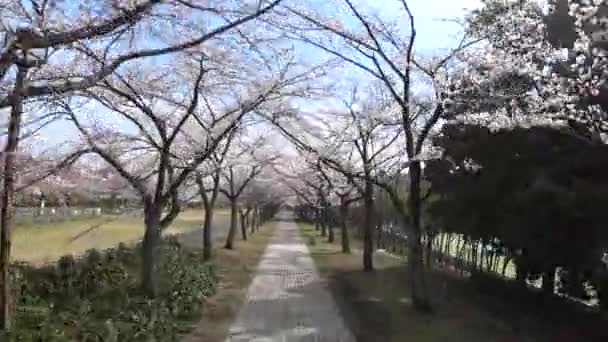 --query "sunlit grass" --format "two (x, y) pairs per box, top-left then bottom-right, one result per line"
(12, 209), (227, 264)
(182, 222), (275, 342)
